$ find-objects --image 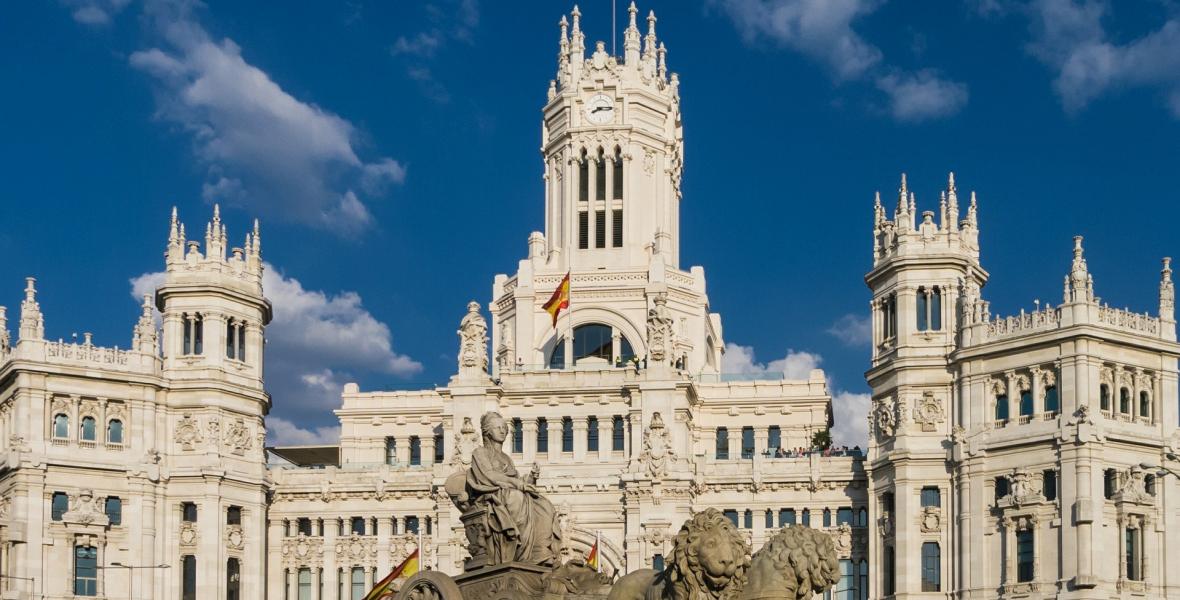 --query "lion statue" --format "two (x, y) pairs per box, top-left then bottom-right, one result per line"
(740, 526), (839, 600)
(607, 508), (751, 600)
